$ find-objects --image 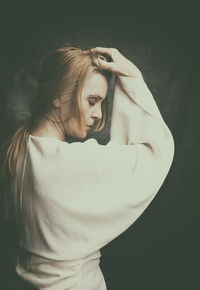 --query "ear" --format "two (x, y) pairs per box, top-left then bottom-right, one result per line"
(53, 98), (62, 108)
